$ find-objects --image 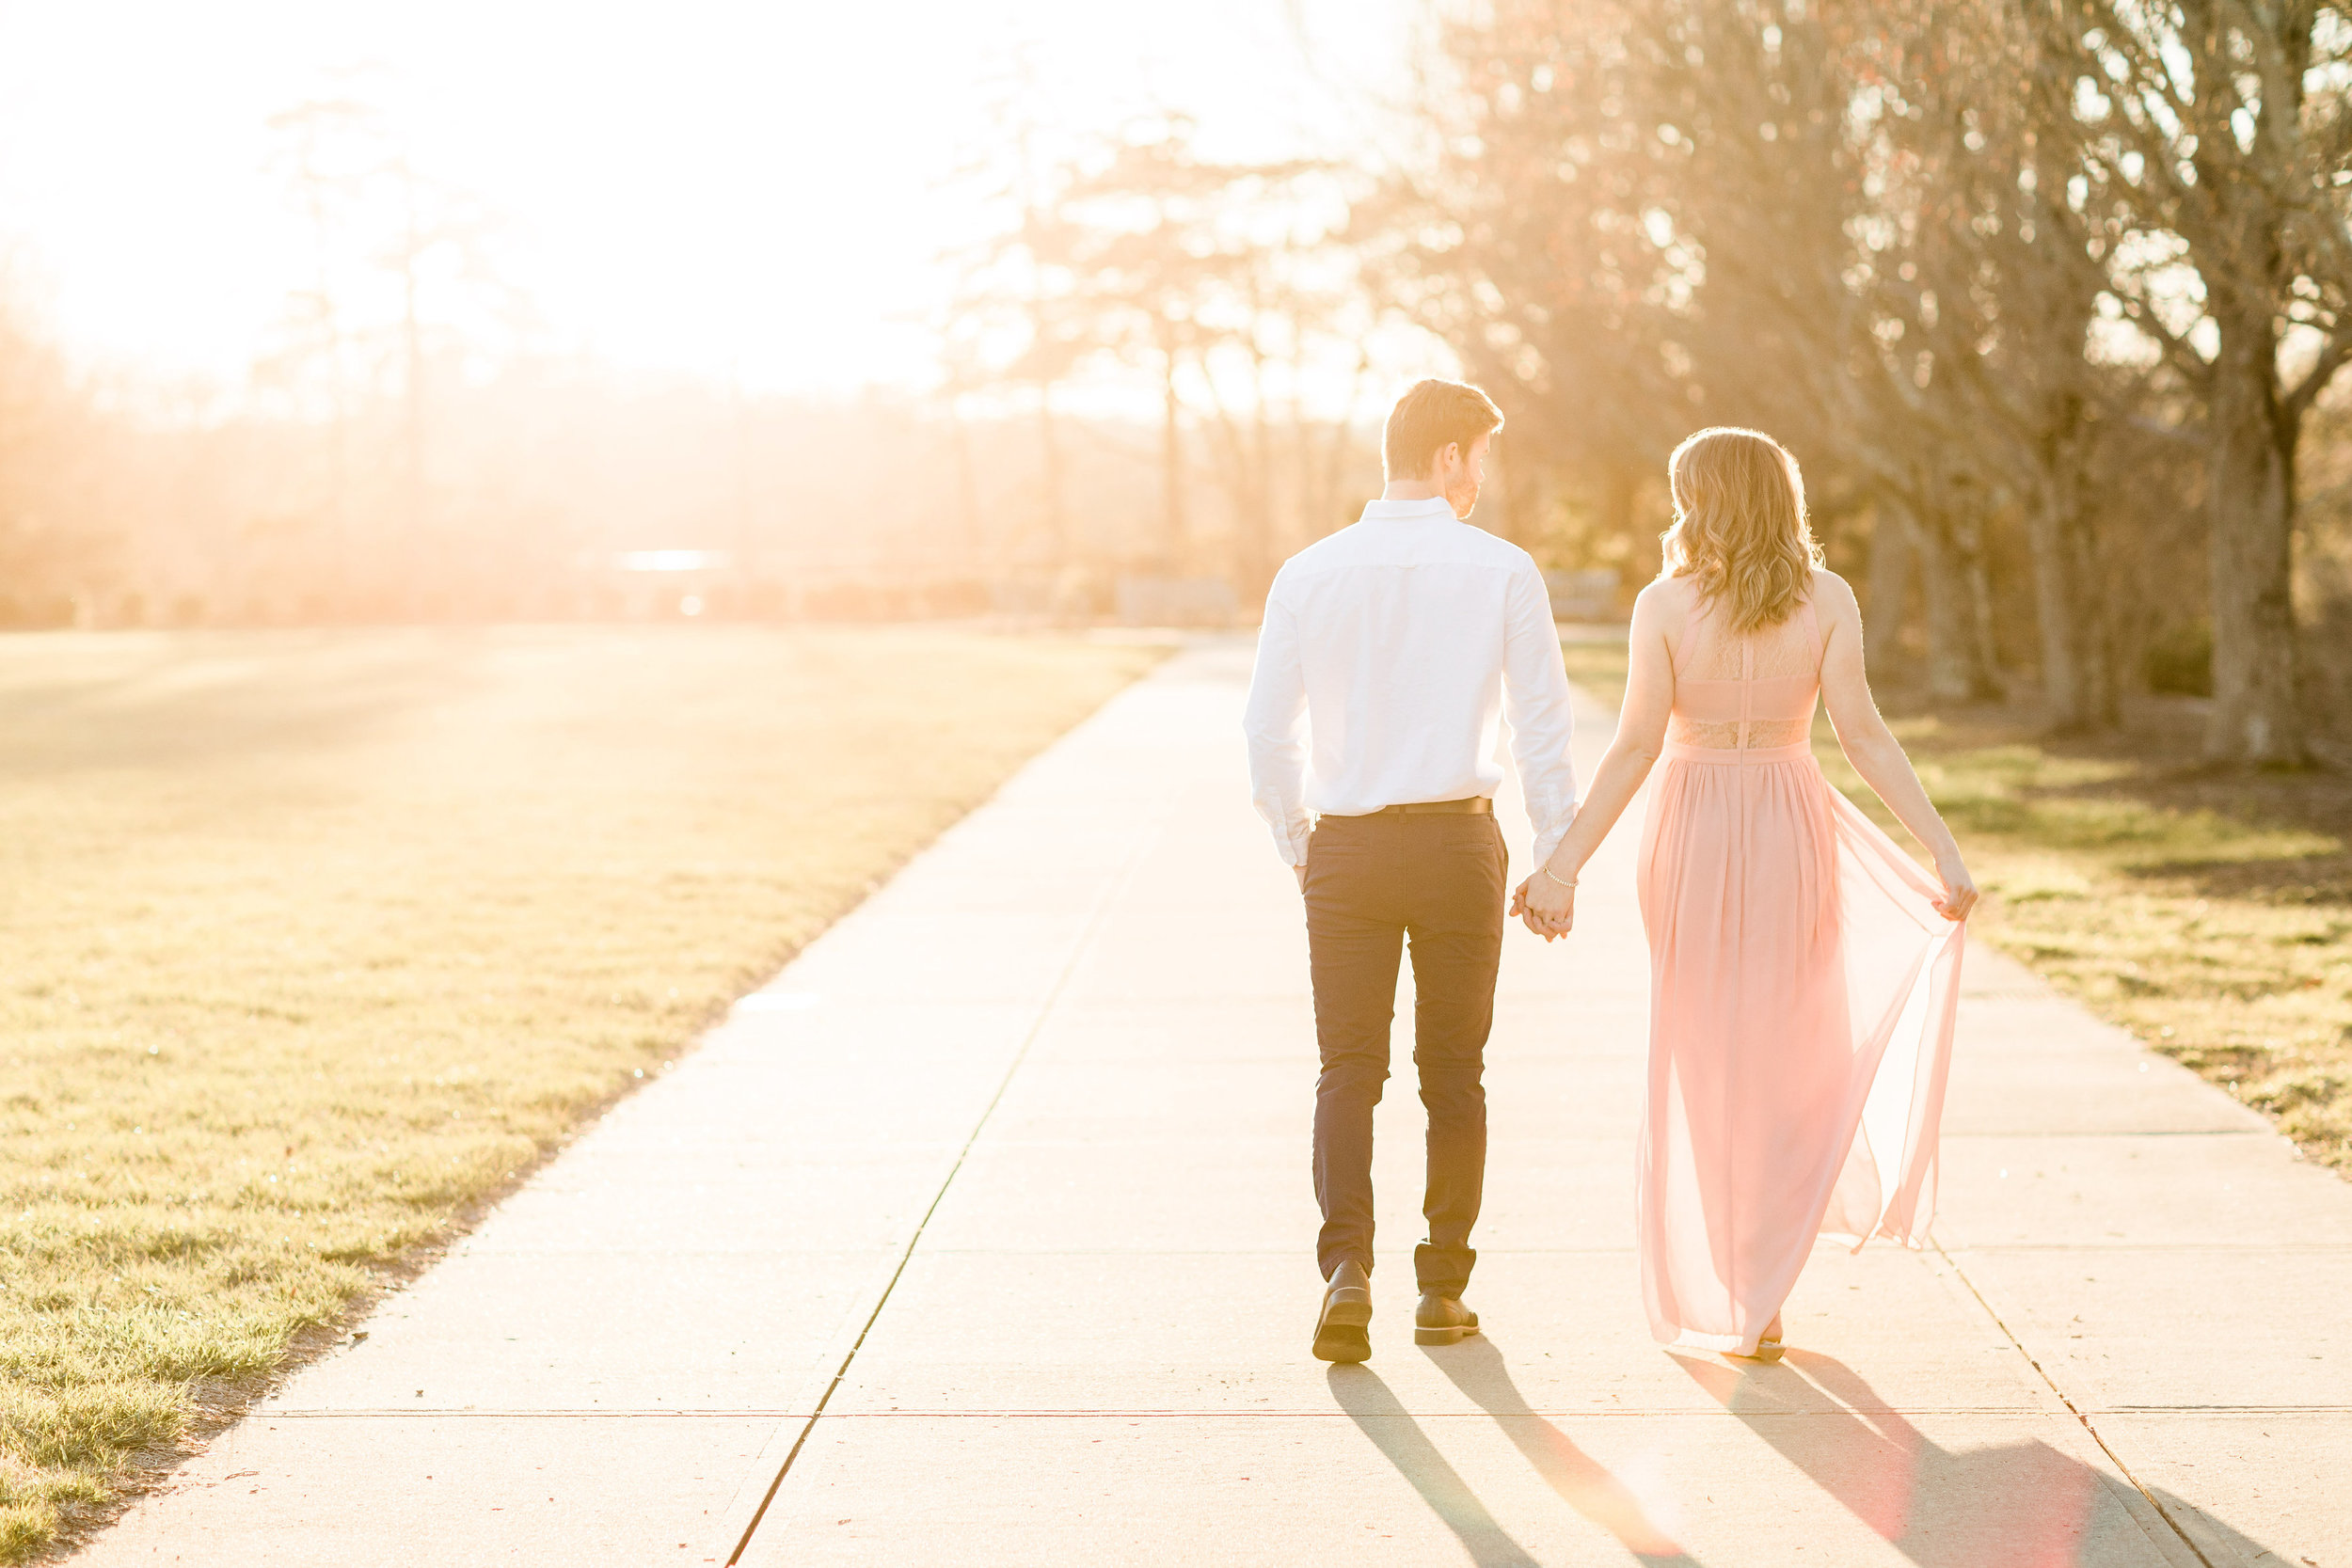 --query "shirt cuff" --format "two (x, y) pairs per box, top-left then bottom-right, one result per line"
(1263, 811), (1311, 865)
(1529, 804), (1577, 869)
